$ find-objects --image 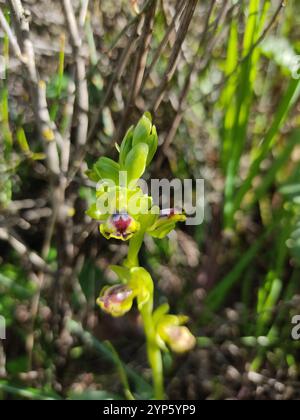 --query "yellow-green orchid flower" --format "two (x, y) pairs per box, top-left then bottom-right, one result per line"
(100, 211), (140, 241)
